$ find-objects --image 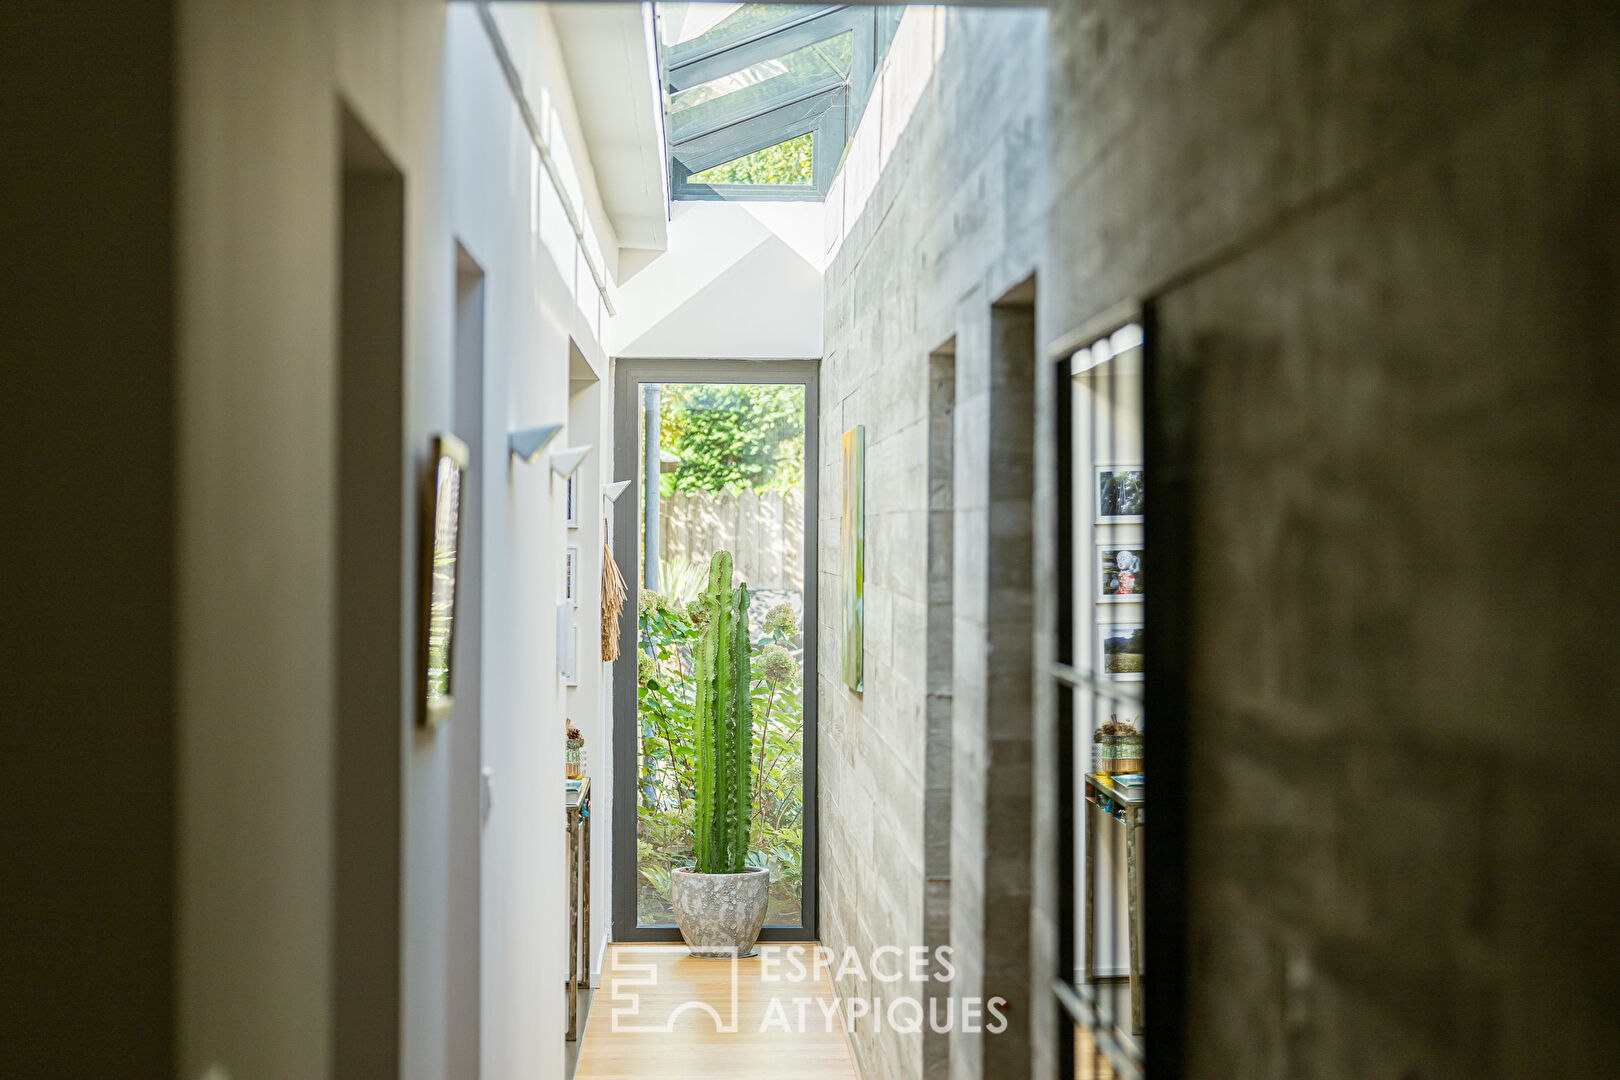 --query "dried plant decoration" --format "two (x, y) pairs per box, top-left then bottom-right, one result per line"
(601, 539), (627, 660)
